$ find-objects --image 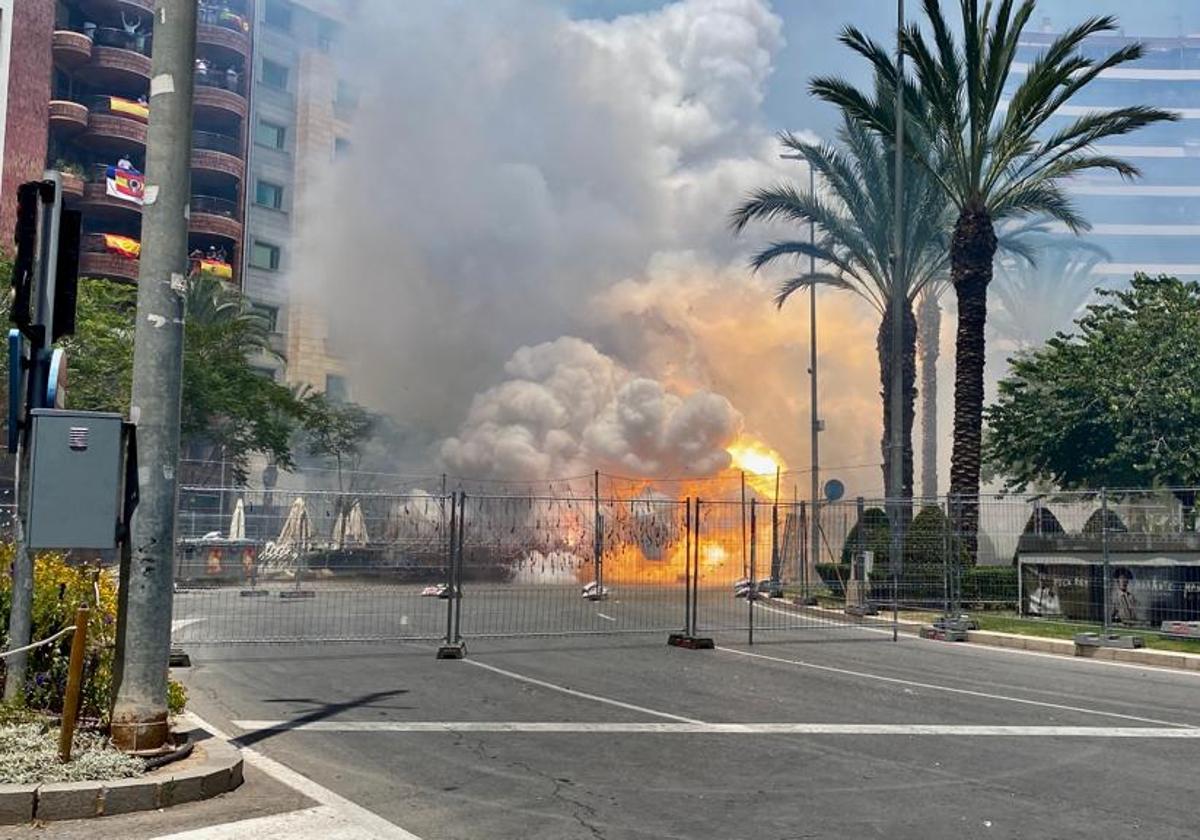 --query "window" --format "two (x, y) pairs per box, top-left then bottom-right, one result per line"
(333, 137), (352, 160)
(249, 240), (281, 271)
(255, 119), (286, 150)
(325, 374), (348, 402)
(250, 304), (279, 332)
(261, 59), (289, 91)
(255, 180), (284, 210)
(334, 79), (358, 111)
(264, 0), (292, 31)
(317, 18), (338, 52)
